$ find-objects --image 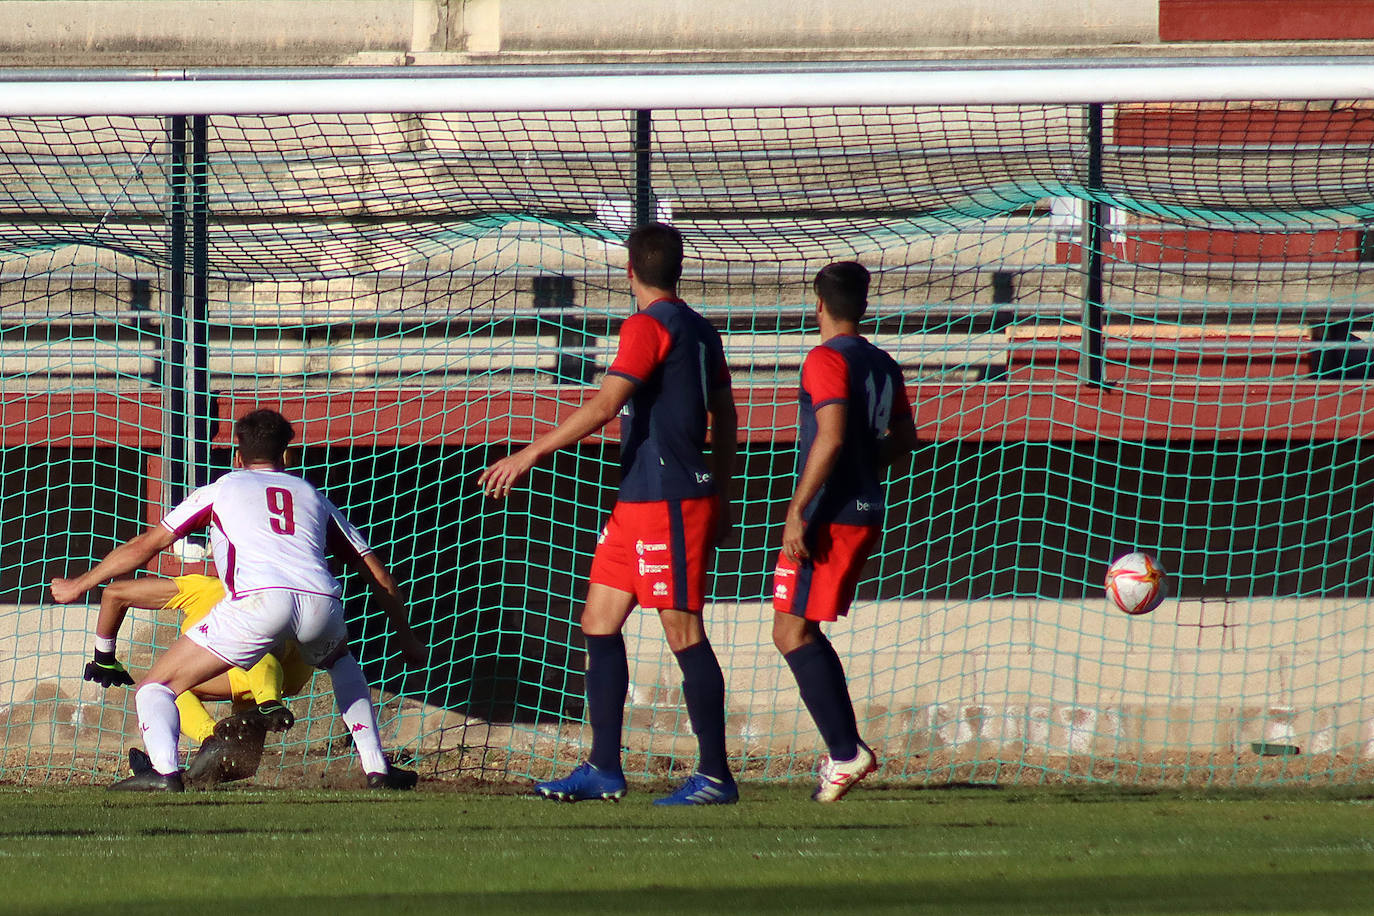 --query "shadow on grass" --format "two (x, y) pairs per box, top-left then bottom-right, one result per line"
(31, 871), (1374, 916)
